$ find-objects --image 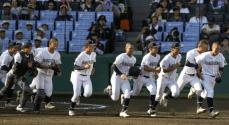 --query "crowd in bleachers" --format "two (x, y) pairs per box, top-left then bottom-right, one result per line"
(135, 0), (229, 54)
(0, 0), (129, 54)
